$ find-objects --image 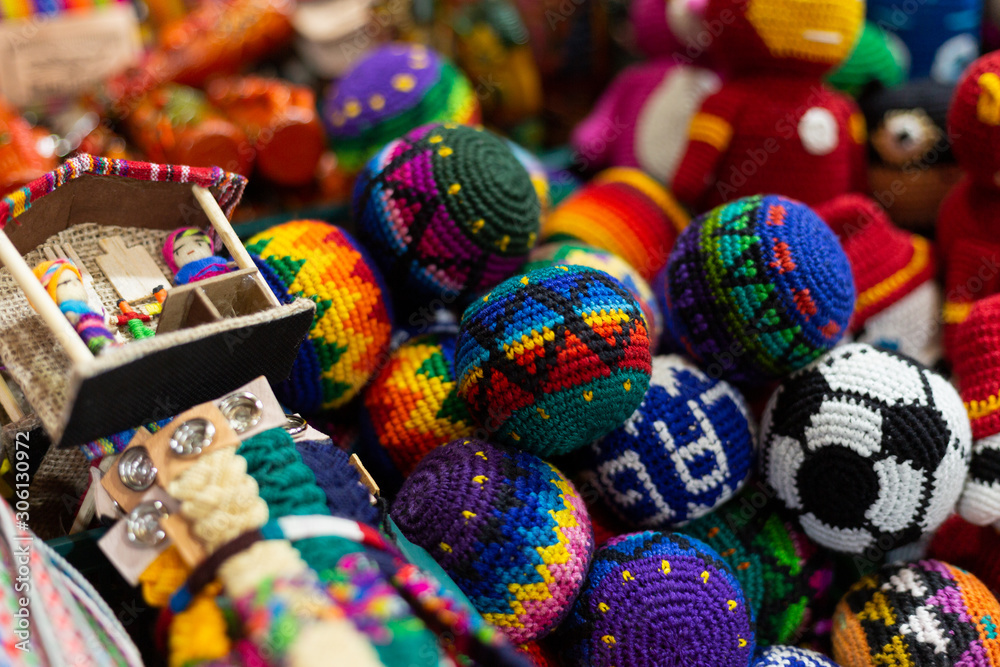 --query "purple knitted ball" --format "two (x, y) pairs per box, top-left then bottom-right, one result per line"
(391, 439), (594, 643)
(558, 531), (756, 667)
